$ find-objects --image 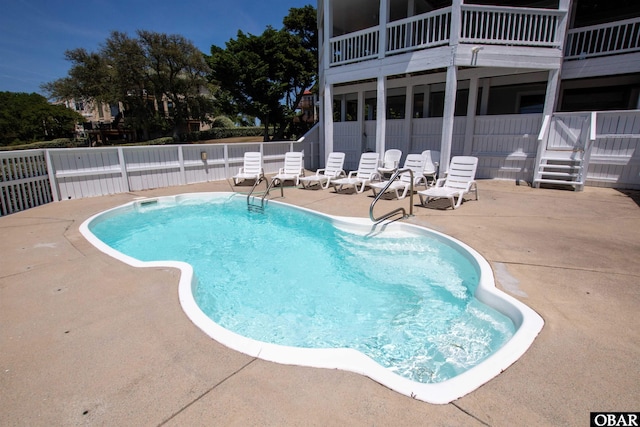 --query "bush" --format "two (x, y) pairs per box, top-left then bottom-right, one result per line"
(122, 137), (175, 146)
(211, 116), (235, 128)
(180, 126), (271, 142)
(0, 138), (77, 151)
